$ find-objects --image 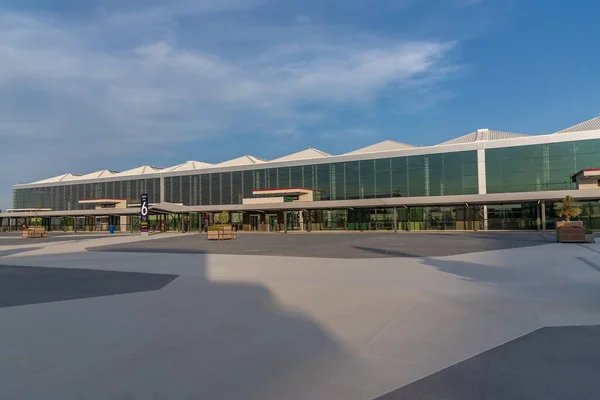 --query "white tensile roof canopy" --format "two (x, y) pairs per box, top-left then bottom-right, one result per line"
(113, 165), (164, 177)
(437, 129), (529, 145)
(271, 148), (331, 162)
(164, 161), (213, 172)
(30, 173), (82, 184)
(215, 155), (267, 167)
(556, 116), (600, 134)
(20, 116), (600, 186)
(344, 140), (415, 155)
